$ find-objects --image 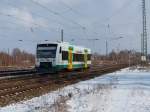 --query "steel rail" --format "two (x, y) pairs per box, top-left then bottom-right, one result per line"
(0, 64), (129, 106)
